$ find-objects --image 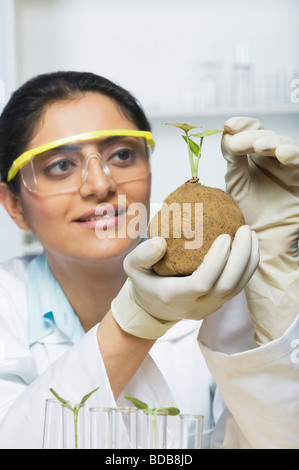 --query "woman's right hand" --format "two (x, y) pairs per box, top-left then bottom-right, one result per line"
(111, 225), (259, 339)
